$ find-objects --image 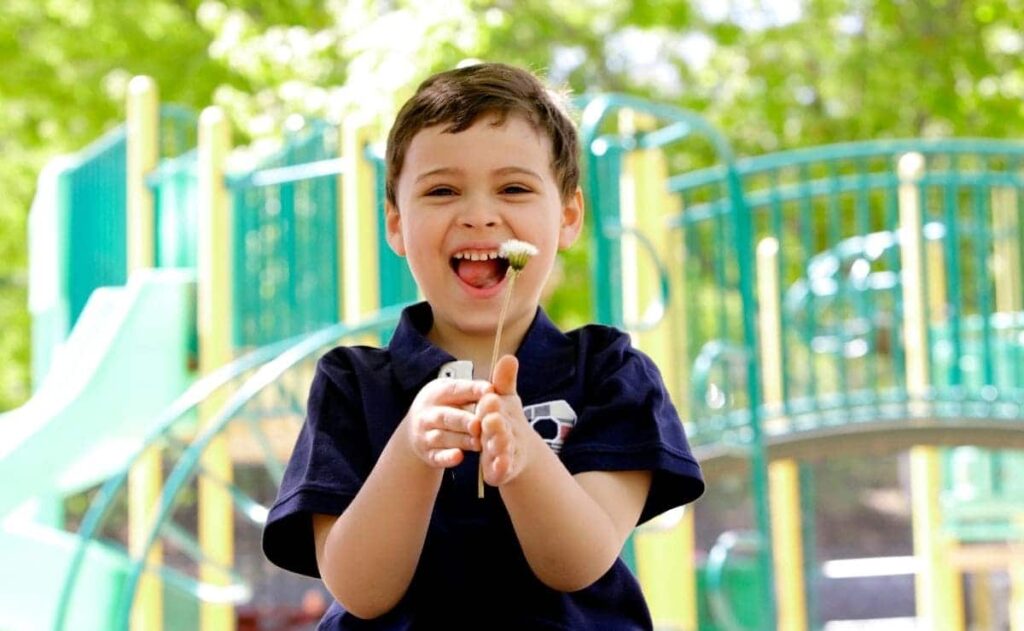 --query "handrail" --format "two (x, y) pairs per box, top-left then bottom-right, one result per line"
(109, 305), (406, 629)
(690, 340), (751, 415)
(578, 93), (737, 164)
(705, 530), (763, 631)
(602, 222), (671, 332)
(52, 303), (407, 630)
(578, 94), (741, 332)
(52, 332), (307, 629)
(735, 137), (1024, 174)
